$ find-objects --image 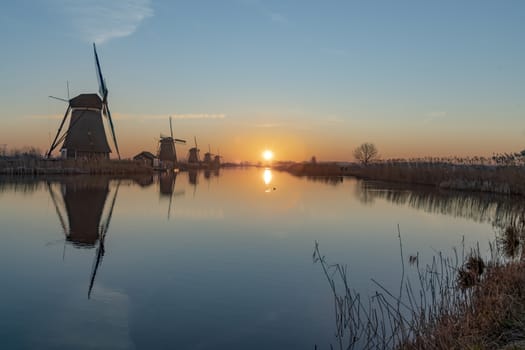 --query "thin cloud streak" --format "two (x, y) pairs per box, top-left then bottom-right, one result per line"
(423, 111), (448, 123)
(27, 113), (226, 121)
(52, 0), (153, 44)
(113, 113), (226, 121)
(254, 123), (283, 128)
